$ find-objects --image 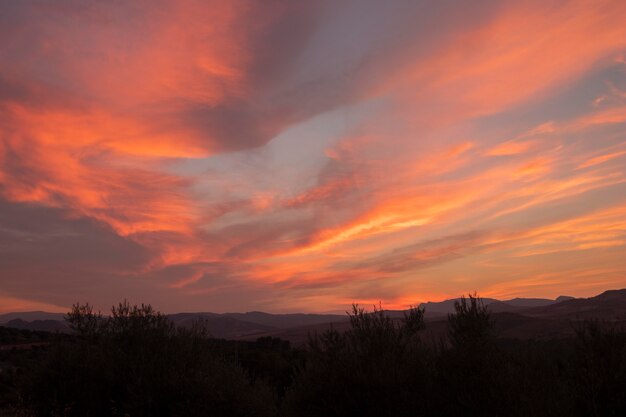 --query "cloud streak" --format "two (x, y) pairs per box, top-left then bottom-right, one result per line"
(1, 0), (625, 313)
